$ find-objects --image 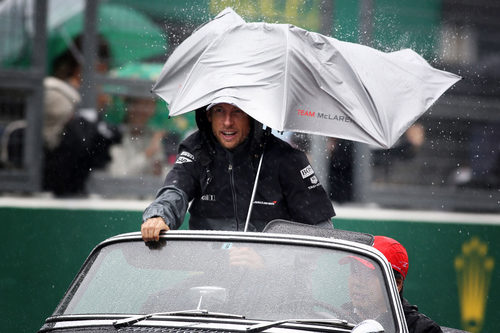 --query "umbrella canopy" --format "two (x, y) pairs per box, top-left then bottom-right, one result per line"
(152, 8), (460, 149)
(48, 0), (167, 68)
